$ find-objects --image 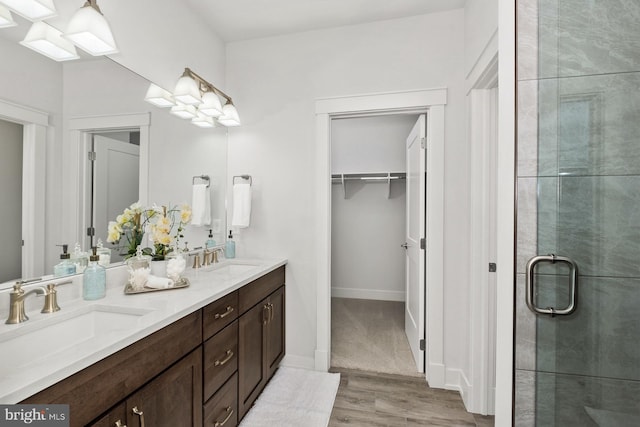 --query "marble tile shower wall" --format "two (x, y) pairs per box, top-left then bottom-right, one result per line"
(516, 0), (640, 425)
